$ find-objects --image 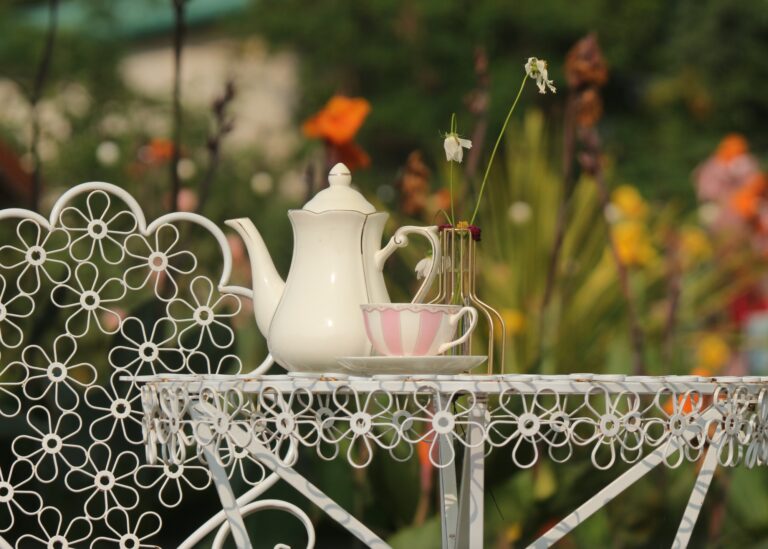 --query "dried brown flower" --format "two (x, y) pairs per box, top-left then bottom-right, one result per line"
(565, 33), (608, 90)
(575, 87), (604, 128)
(397, 151), (431, 216)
